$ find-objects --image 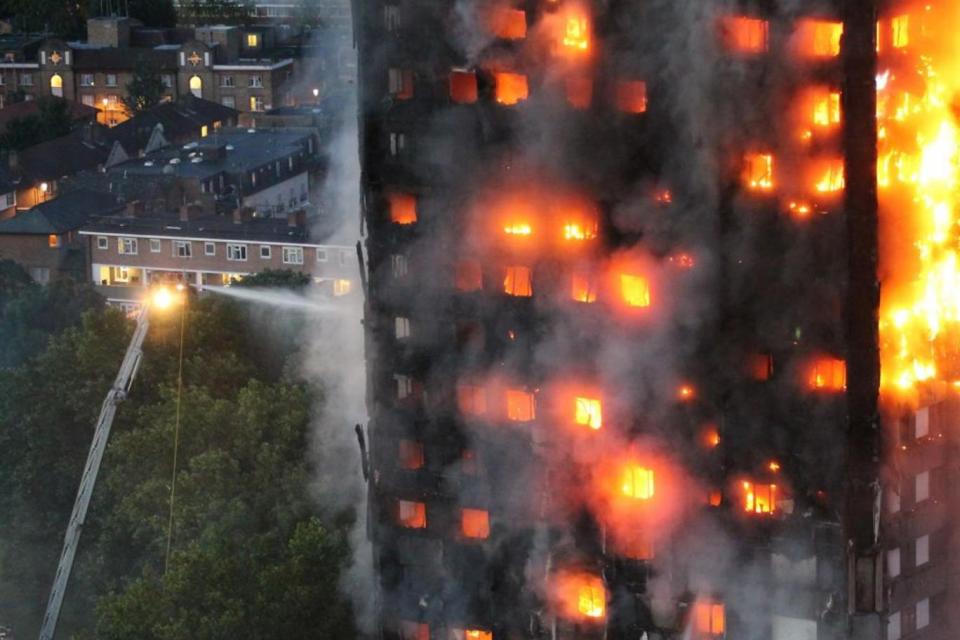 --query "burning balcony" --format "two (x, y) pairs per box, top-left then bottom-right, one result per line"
(691, 601), (726, 638)
(552, 571), (607, 622)
(809, 356), (846, 391)
(742, 152), (774, 192)
(398, 439), (424, 470)
(741, 481), (777, 514)
(389, 193), (418, 225)
(615, 79), (648, 114)
(397, 499), (427, 528)
(488, 7), (526, 40)
(721, 16), (769, 54)
(493, 72), (529, 106)
(455, 260), (483, 292)
(794, 19), (843, 58)
(450, 70), (479, 104)
(506, 388), (536, 421)
(460, 508), (491, 539)
(503, 265), (533, 297)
